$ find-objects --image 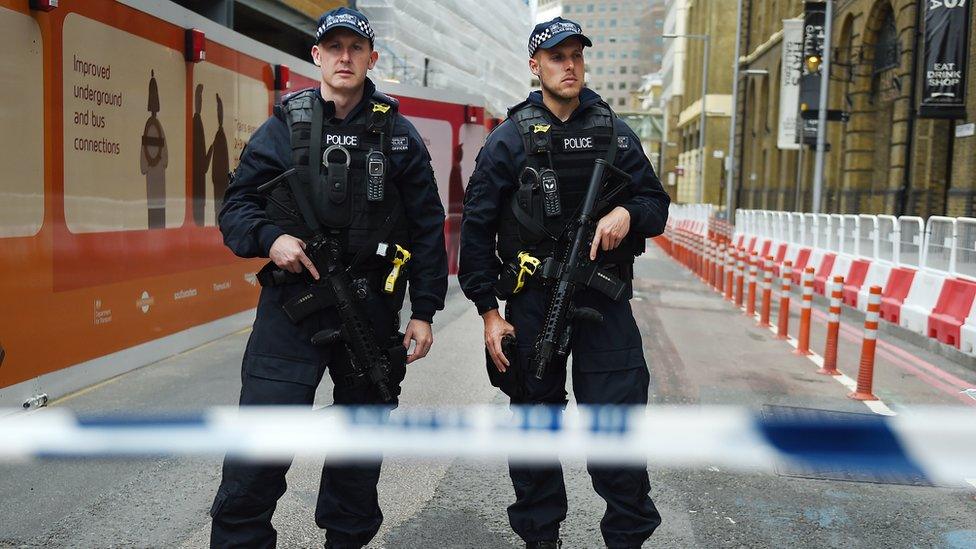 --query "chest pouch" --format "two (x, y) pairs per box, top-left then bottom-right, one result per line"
(324, 144), (350, 204)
